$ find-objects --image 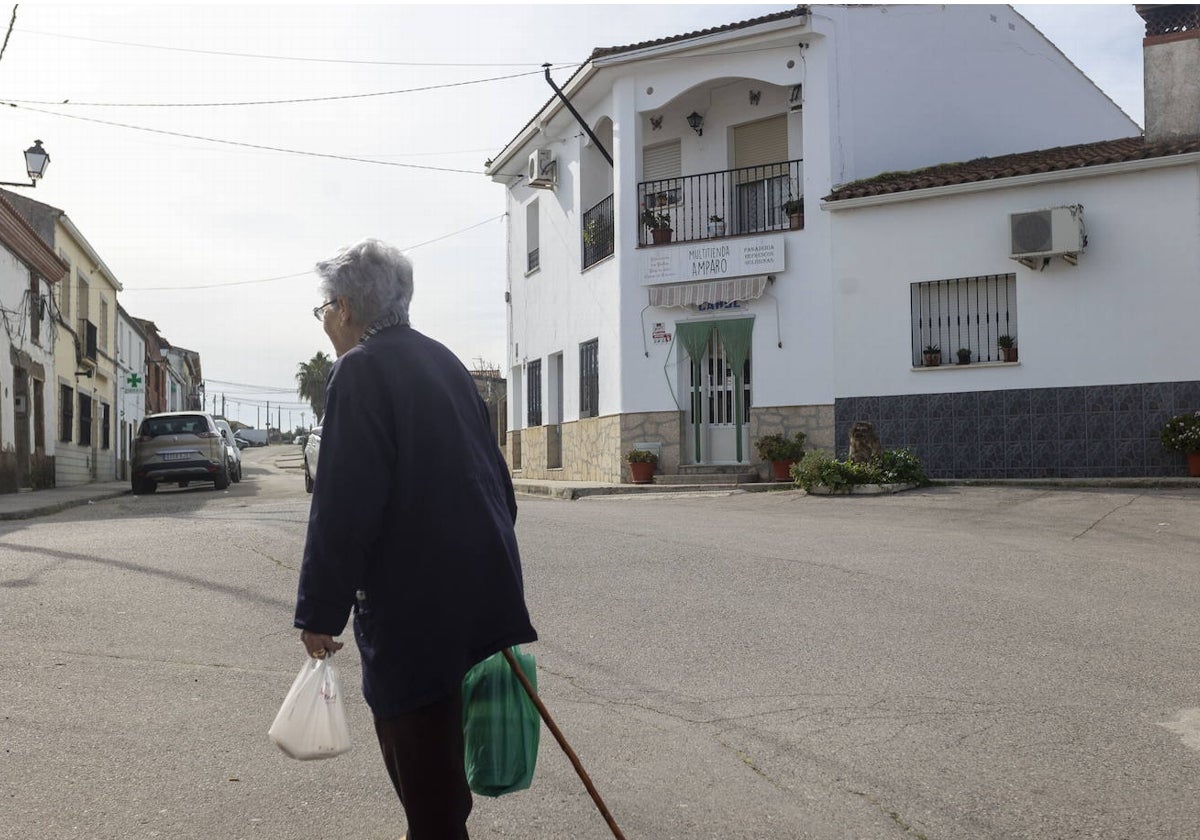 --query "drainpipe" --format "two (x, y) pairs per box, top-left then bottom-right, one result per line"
(543, 64), (612, 167)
